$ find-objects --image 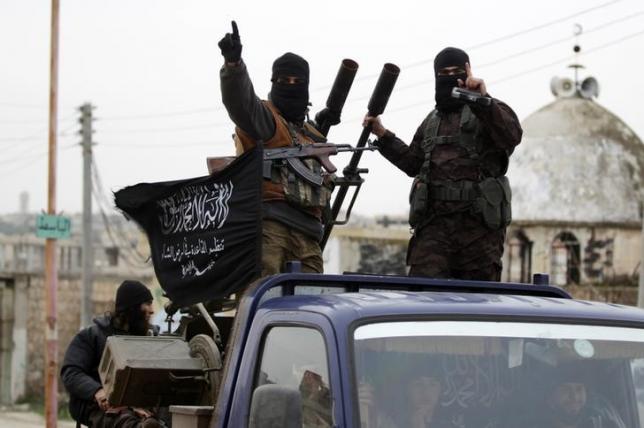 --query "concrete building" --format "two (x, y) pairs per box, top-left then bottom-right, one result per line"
(324, 216), (409, 275)
(504, 70), (644, 293)
(0, 212), (157, 405)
